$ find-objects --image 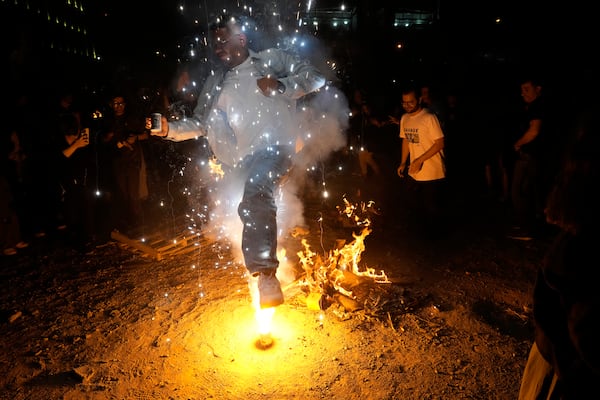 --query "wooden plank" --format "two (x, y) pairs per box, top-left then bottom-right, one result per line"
(110, 230), (162, 260)
(155, 237), (188, 253)
(111, 221), (214, 260)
